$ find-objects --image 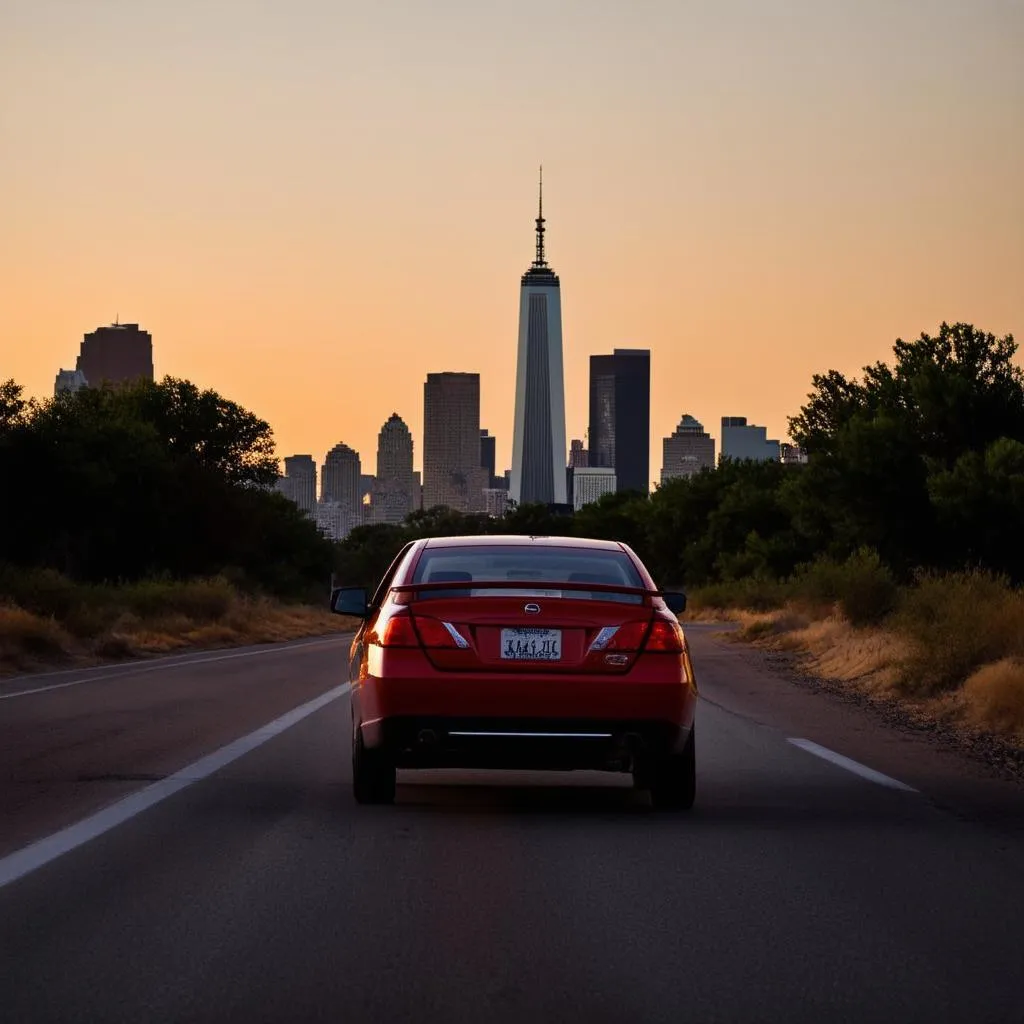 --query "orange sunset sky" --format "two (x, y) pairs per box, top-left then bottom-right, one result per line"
(3, 0), (1022, 481)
